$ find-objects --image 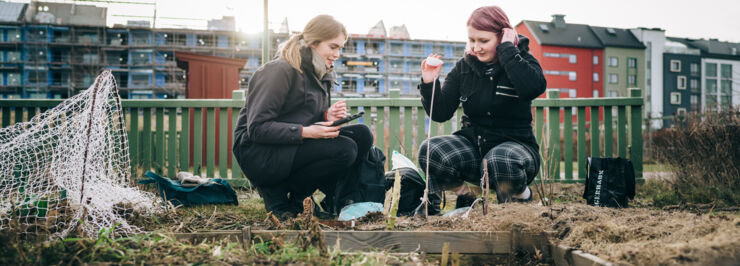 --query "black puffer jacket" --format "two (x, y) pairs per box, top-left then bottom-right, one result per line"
(418, 36), (546, 168)
(233, 47), (335, 186)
